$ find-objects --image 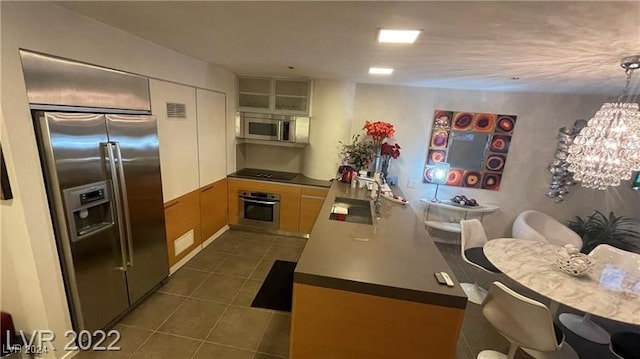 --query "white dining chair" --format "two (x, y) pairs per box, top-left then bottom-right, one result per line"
(558, 244), (640, 344)
(512, 210), (583, 250)
(478, 281), (579, 359)
(610, 331), (640, 359)
(460, 219), (501, 305)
